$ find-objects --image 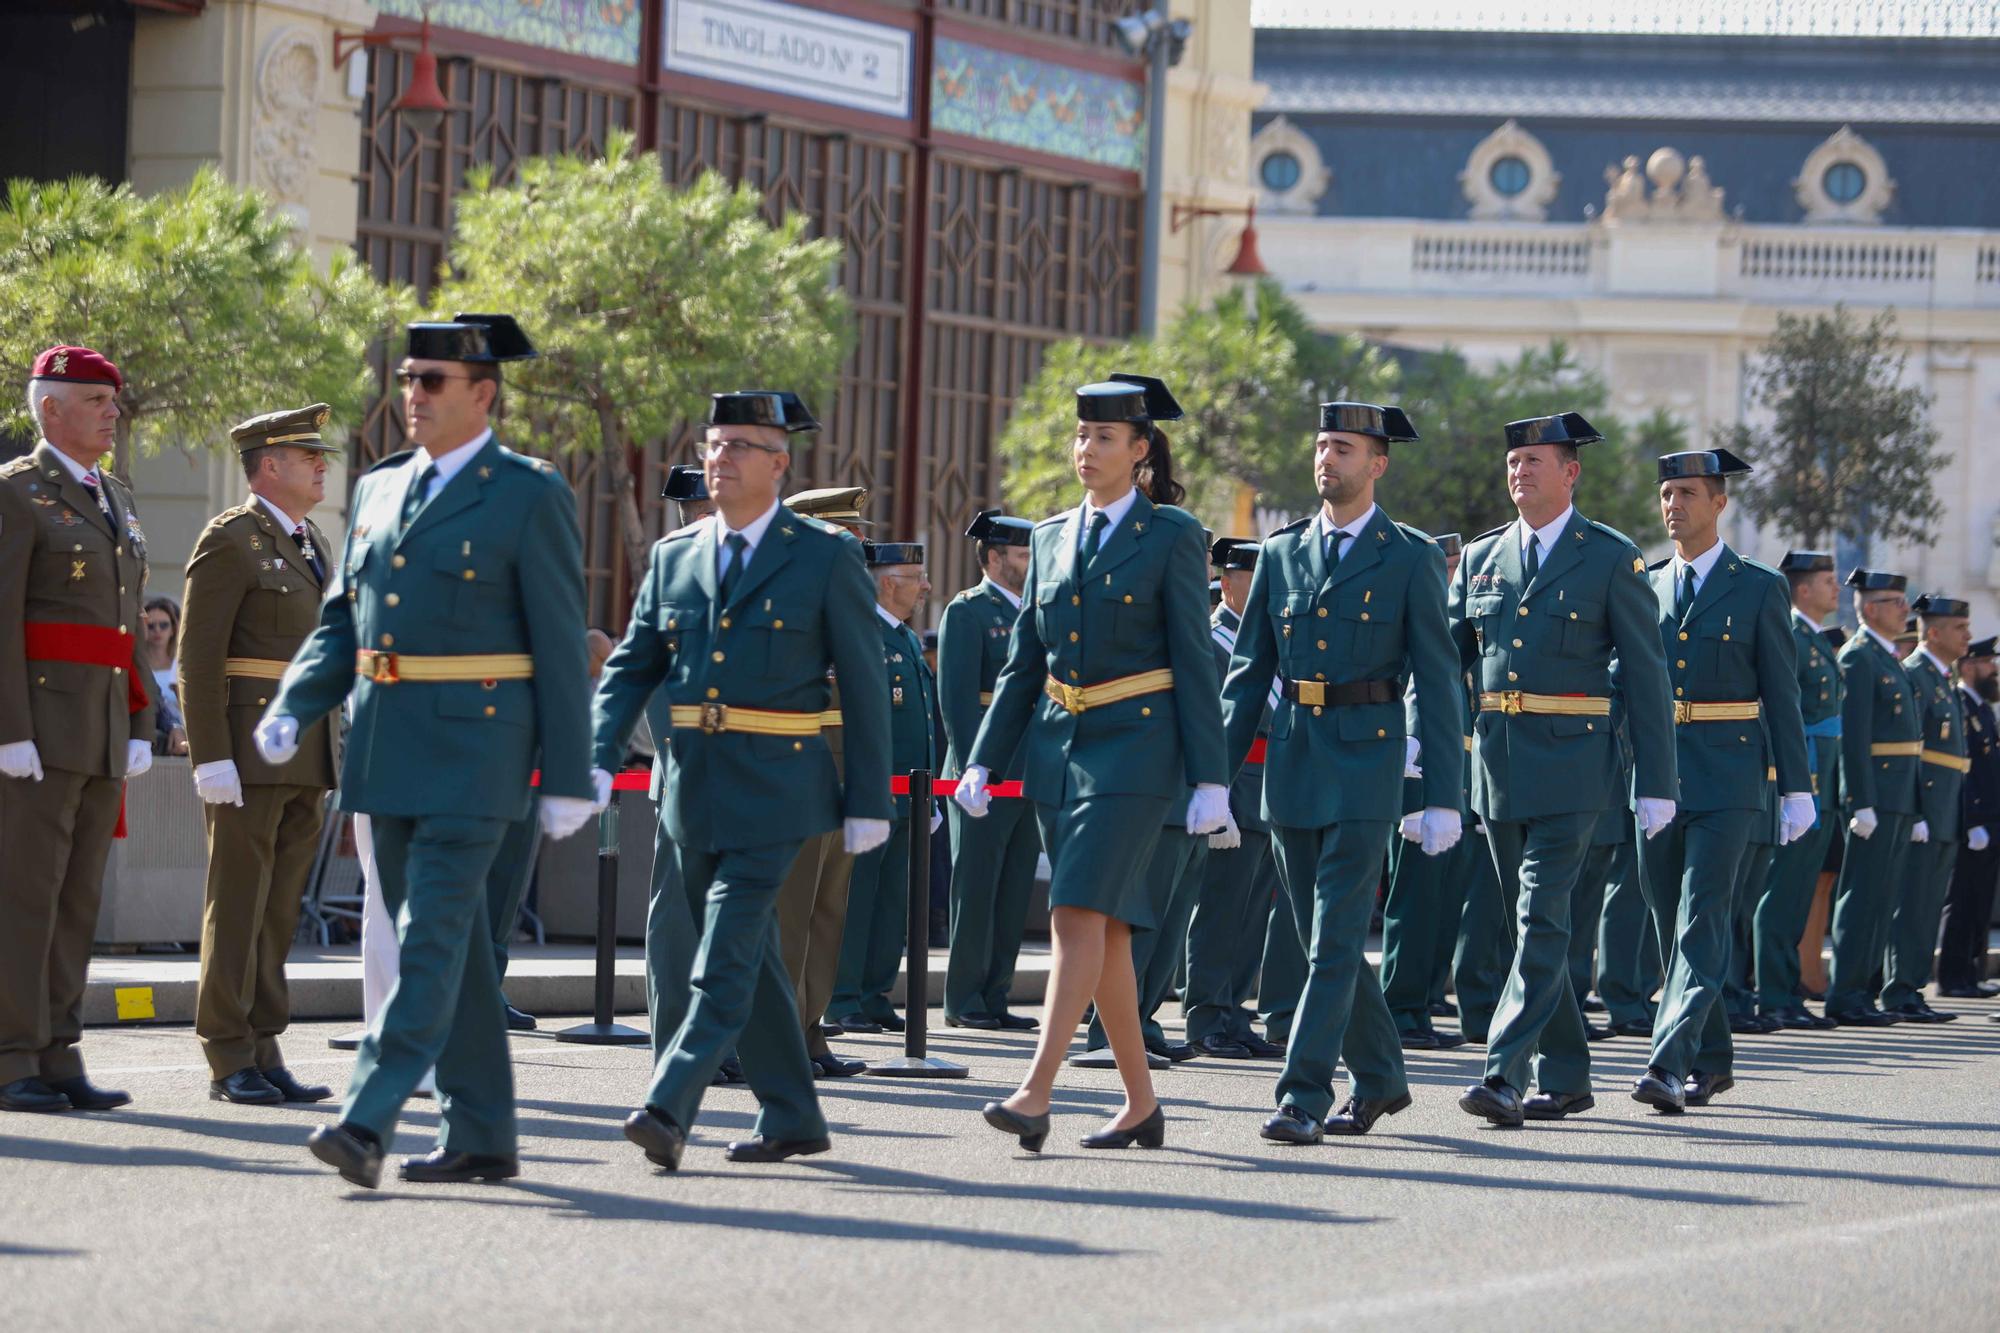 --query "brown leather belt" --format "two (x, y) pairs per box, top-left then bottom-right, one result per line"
(1281, 678), (1399, 707)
